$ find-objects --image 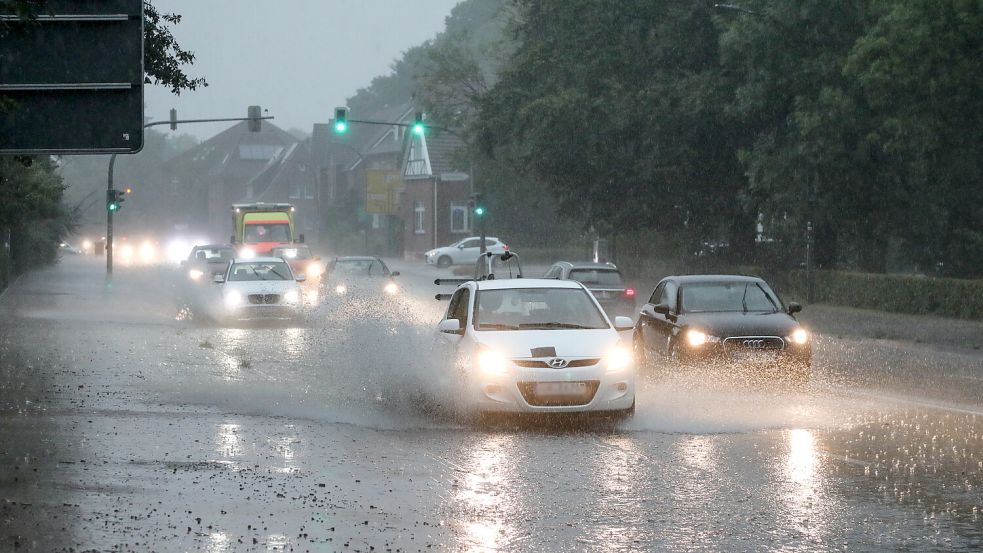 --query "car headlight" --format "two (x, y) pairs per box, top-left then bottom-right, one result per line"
(225, 291), (243, 308)
(282, 248), (298, 259)
(239, 248), (256, 259)
(605, 342), (633, 372)
(283, 289), (300, 304)
(476, 348), (509, 376)
(790, 328), (809, 345)
(335, 284), (347, 295)
(384, 282), (398, 295)
(188, 269), (204, 281)
(686, 329), (708, 347)
(306, 264), (323, 278)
